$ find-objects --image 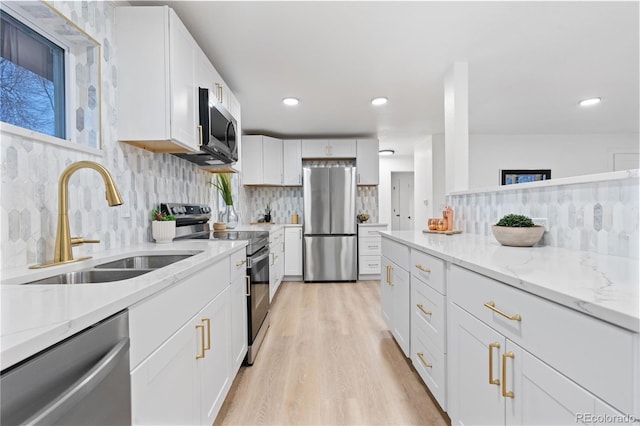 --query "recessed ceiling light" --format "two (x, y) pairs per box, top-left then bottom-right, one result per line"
(283, 97), (299, 106)
(579, 97), (601, 106)
(379, 149), (395, 156)
(371, 97), (388, 106)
